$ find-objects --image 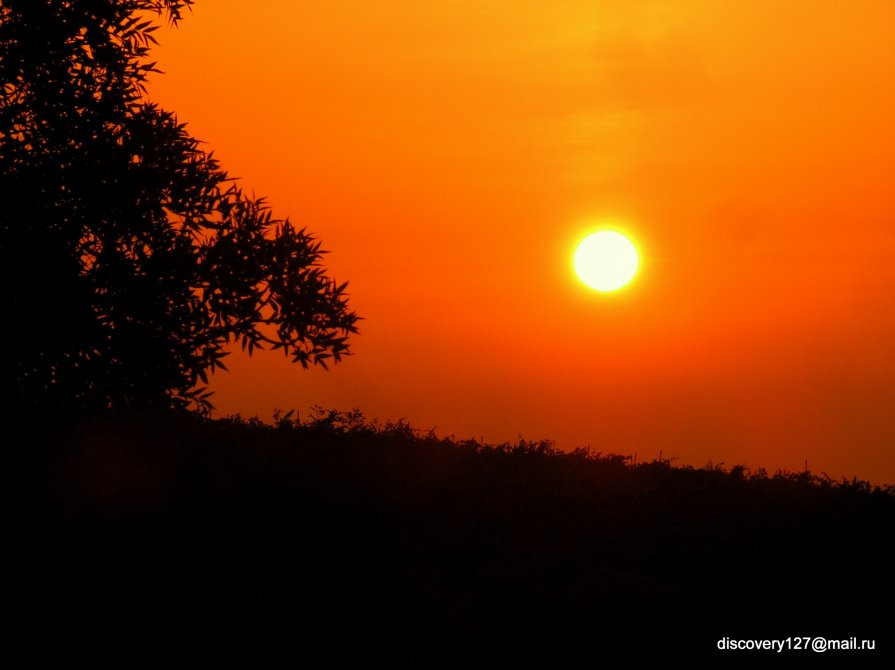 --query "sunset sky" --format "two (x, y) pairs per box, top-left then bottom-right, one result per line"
(148, 0), (895, 484)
